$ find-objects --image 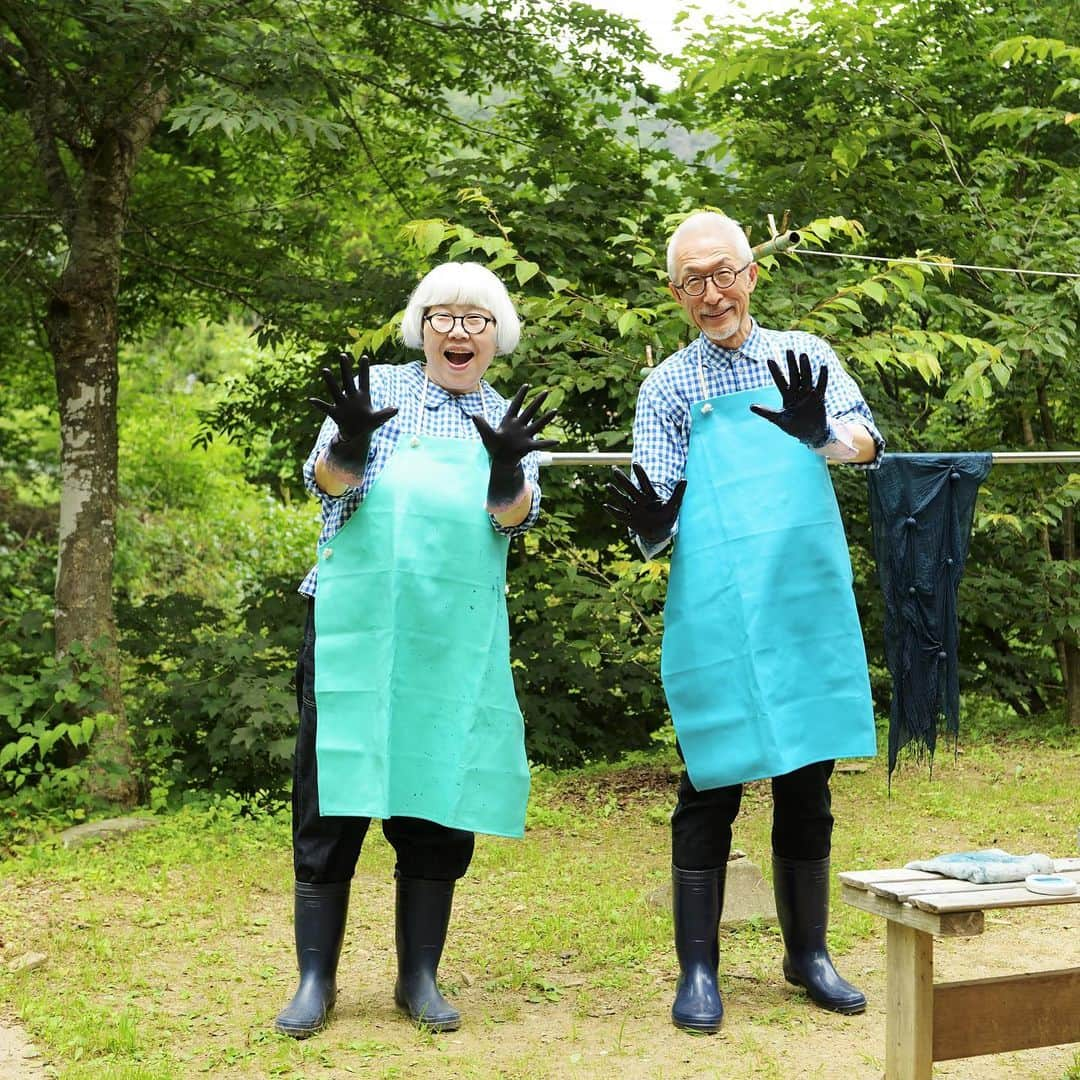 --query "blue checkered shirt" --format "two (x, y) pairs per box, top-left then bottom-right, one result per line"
(298, 359), (542, 597)
(631, 322), (884, 554)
